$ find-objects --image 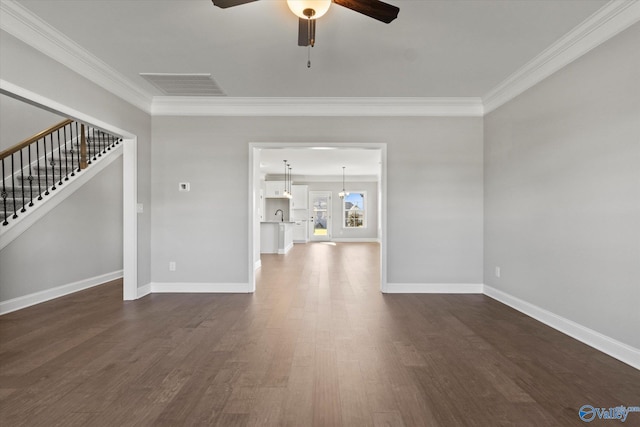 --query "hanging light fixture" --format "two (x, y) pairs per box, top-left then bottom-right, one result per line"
(286, 0), (331, 20)
(283, 160), (289, 197)
(287, 0), (331, 68)
(282, 160), (293, 199)
(339, 166), (349, 199)
(288, 165), (293, 199)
